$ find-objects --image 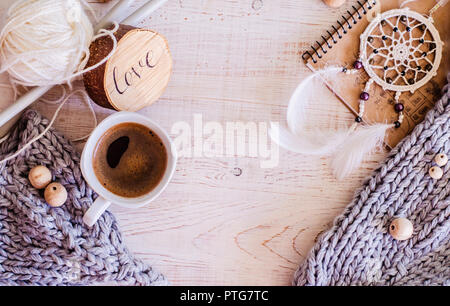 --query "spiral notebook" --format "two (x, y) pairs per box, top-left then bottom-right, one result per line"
(302, 0), (449, 148)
